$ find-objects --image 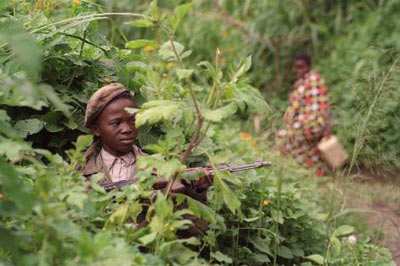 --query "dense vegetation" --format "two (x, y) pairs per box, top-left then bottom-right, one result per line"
(0, 0), (397, 265)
